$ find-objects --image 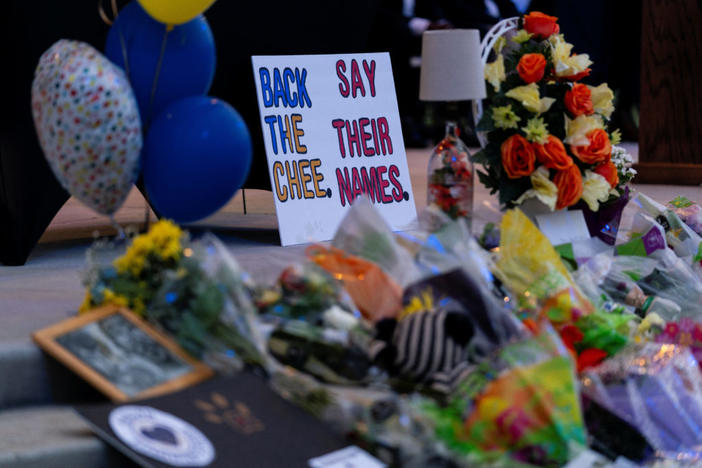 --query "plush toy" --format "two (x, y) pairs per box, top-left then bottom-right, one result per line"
(368, 269), (522, 393)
